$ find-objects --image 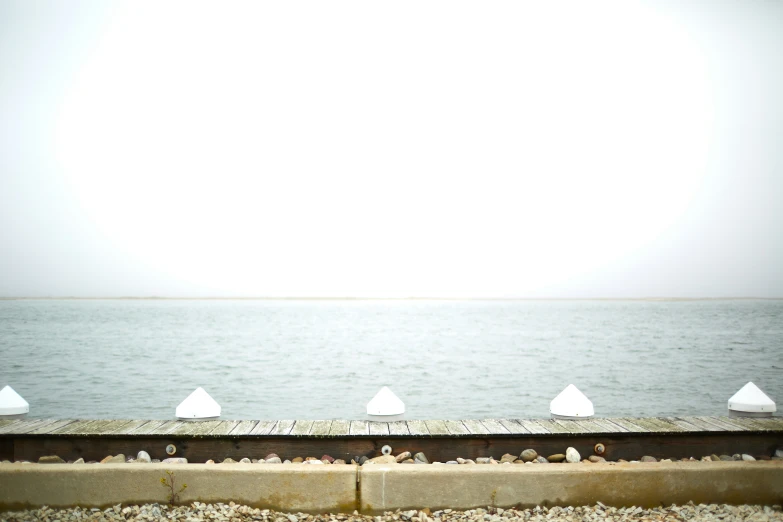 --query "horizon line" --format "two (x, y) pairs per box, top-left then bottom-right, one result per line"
(1, 296), (782, 301)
